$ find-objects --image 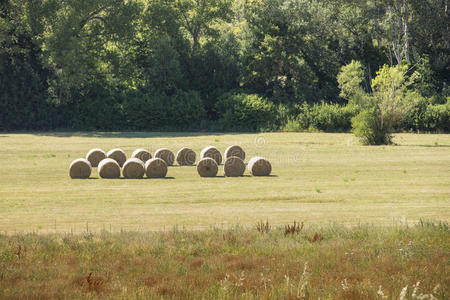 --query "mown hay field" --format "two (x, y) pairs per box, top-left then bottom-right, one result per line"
(0, 132), (449, 233)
